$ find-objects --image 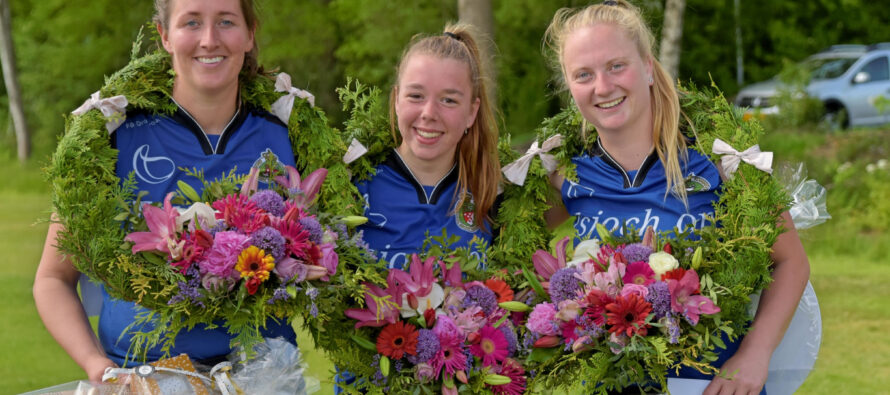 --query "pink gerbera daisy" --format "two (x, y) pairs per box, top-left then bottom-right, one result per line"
(272, 219), (310, 258)
(430, 334), (467, 379)
(623, 261), (655, 286)
(470, 325), (509, 367)
(212, 194), (268, 232)
(489, 358), (526, 395)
